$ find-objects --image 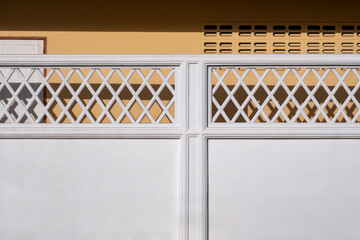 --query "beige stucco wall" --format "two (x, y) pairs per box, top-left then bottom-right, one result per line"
(1, 0), (360, 54)
(0, 31), (200, 54)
